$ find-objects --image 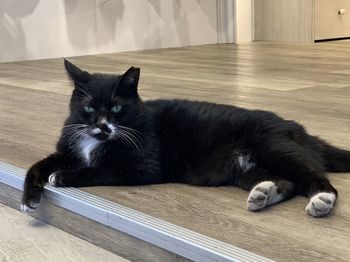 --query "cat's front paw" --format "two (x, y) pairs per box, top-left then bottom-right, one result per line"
(306, 192), (336, 217)
(48, 172), (59, 187)
(21, 202), (39, 214)
(247, 181), (274, 211)
(48, 171), (71, 187)
(21, 184), (42, 214)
